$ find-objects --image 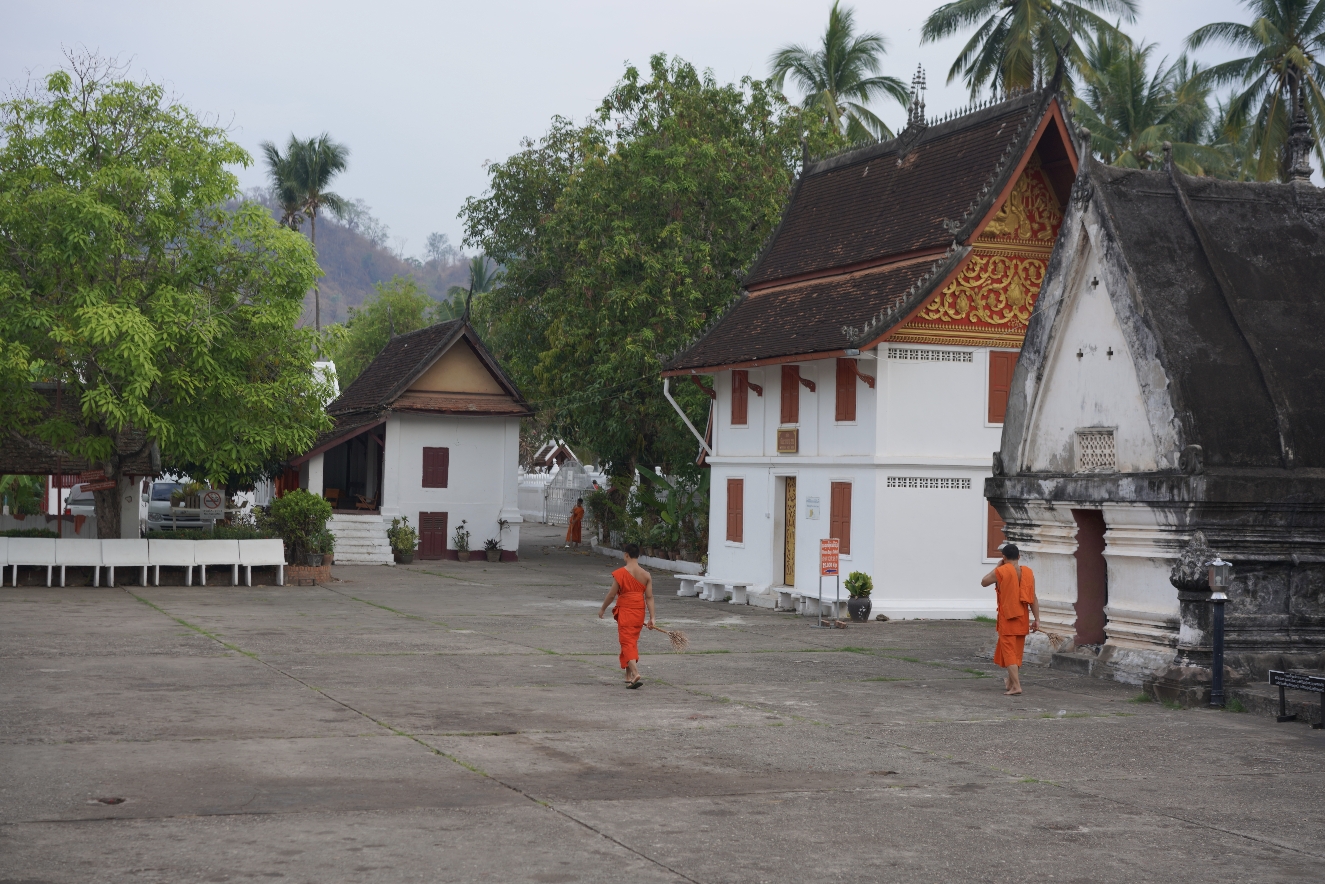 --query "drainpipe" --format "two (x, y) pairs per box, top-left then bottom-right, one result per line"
(663, 378), (713, 457)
